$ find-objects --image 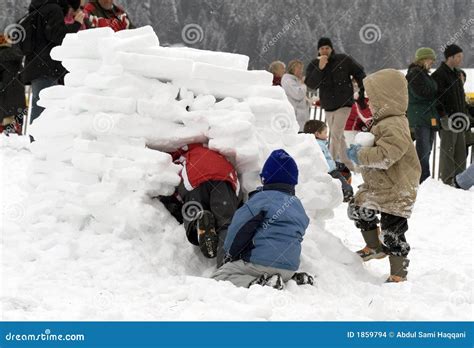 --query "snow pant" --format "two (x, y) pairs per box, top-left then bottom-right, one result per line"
(179, 180), (241, 267)
(30, 77), (59, 124)
(439, 129), (466, 185)
(348, 203), (410, 257)
(211, 259), (295, 288)
(414, 126), (436, 183)
(325, 107), (354, 171)
(456, 163), (474, 190)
